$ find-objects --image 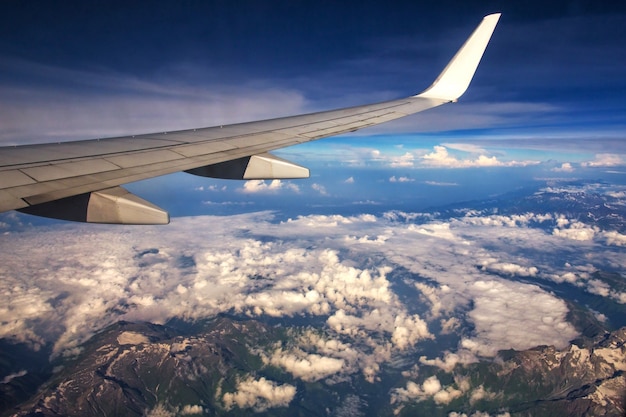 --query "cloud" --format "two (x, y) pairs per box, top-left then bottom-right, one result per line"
(222, 377), (295, 412)
(551, 162), (575, 172)
(180, 405), (203, 415)
(265, 349), (345, 382)
(351, 200), (381, 205)
(307, 140), (555, 170)
(420, 146), (538, 168)
(441, 143), (489, 154)
(283, 213), (376, 229)
(370, 150), (415, 167)
(2, 57), (566, 148)
(606, 191), (626, 199)
(0, 209), (576, 362)
(552, 219), (598, 241)
(3, 192), (624, 376)
(265, 329), (384, 383)
(409, 222), (465, 242)
(414, 282), (446, 318)
(145, 404), (175, 417)
(344, 100), (562, 137)
(201, 200), (254, 206)
(344, 176), (355, 184)
(0, 58), (309, 146)
(311, 183), (328, 195)
(390, 375), (465, 405)
(460, 280), (578, 357)
(469, 385), (497, 405)
(391, 314), (433, 350)
(195, 185), (227, 192)
(389, 176), (414, 183)
(481, 262), (538, 277)
(1, 370), (27, 384)
(424, 181), (458, 186)
(548, 270), (590, 285)
(117, 331), (150, 345)
(448, 412), (511, 417)
(602, 230), (626, 246)
(581, 153), (625, 168)
(461, 212), (552, 228)
(383, 210), (434, 223)
(390, 152), (416, 168)
(587, 279), (611, 297)
(344, 234), (389, 245)
(239, 180), (300, 194)
(419, 350), (477, 372)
